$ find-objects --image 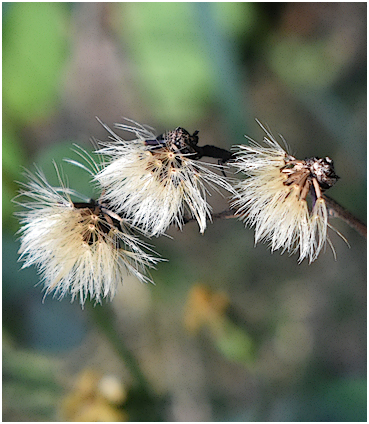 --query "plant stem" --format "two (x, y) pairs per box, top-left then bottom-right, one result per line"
(323, 194), (367, 238)
(88, 303), (155, 397)
(197, 198), (367, 239)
